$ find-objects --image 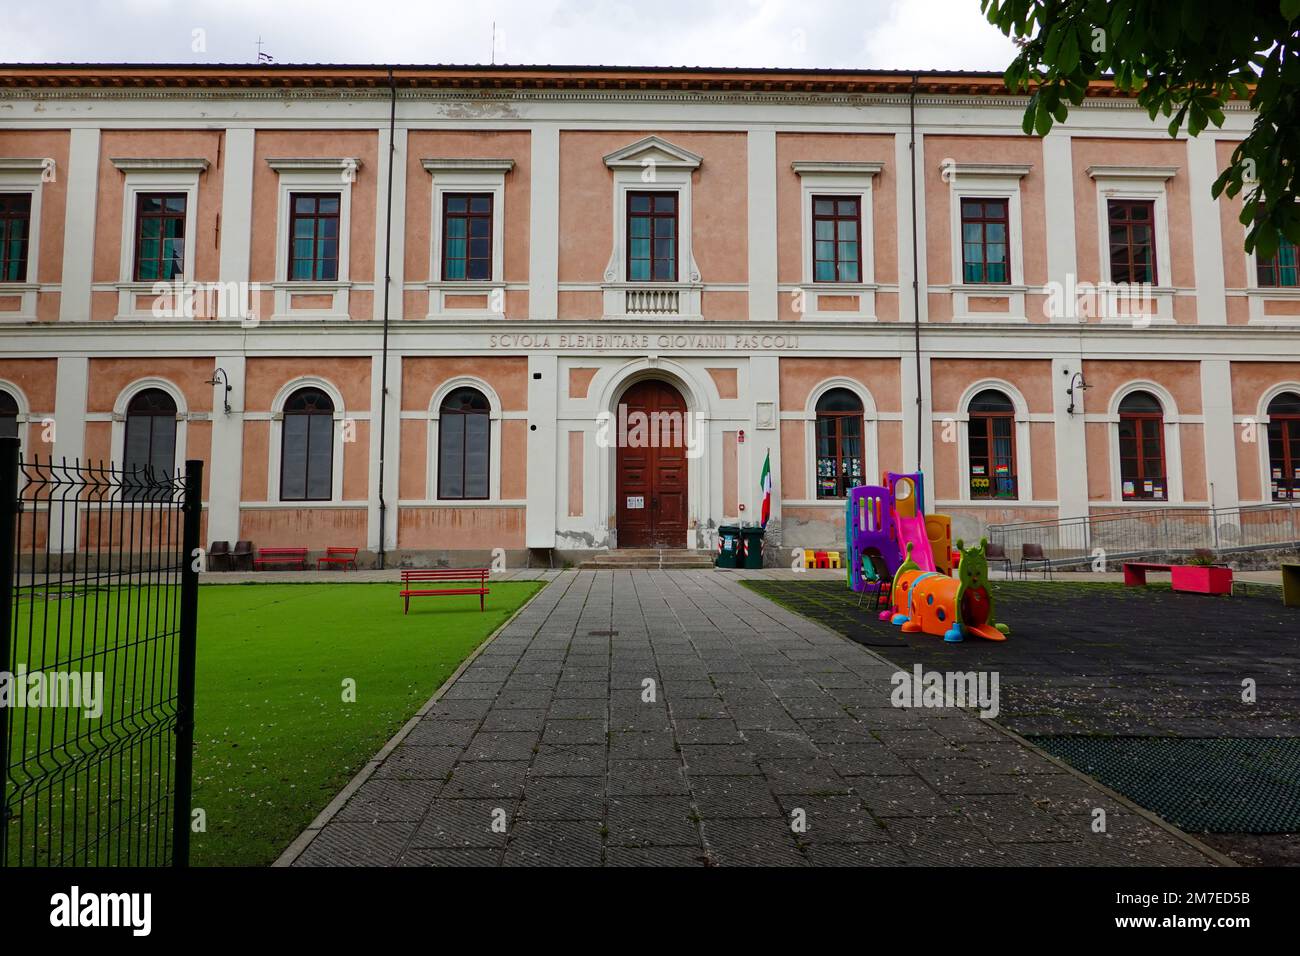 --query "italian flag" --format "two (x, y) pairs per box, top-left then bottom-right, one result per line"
(759, 450), (772, 528)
